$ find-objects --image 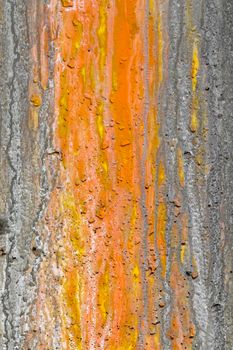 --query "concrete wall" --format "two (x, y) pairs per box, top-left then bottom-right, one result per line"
(0, 1), (232, 349)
